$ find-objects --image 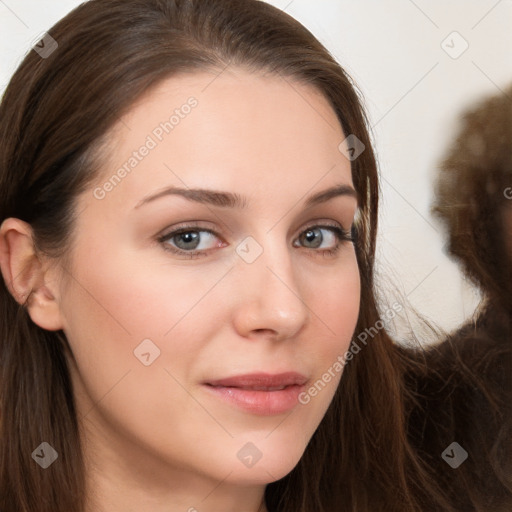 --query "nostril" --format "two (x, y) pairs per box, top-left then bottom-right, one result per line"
(253, 328), (276, 336)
